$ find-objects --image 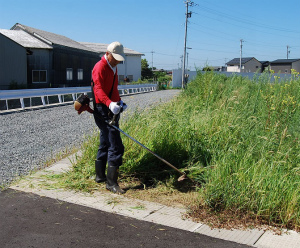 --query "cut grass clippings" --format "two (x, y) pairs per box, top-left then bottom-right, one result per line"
(55, 70), (300, 232)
